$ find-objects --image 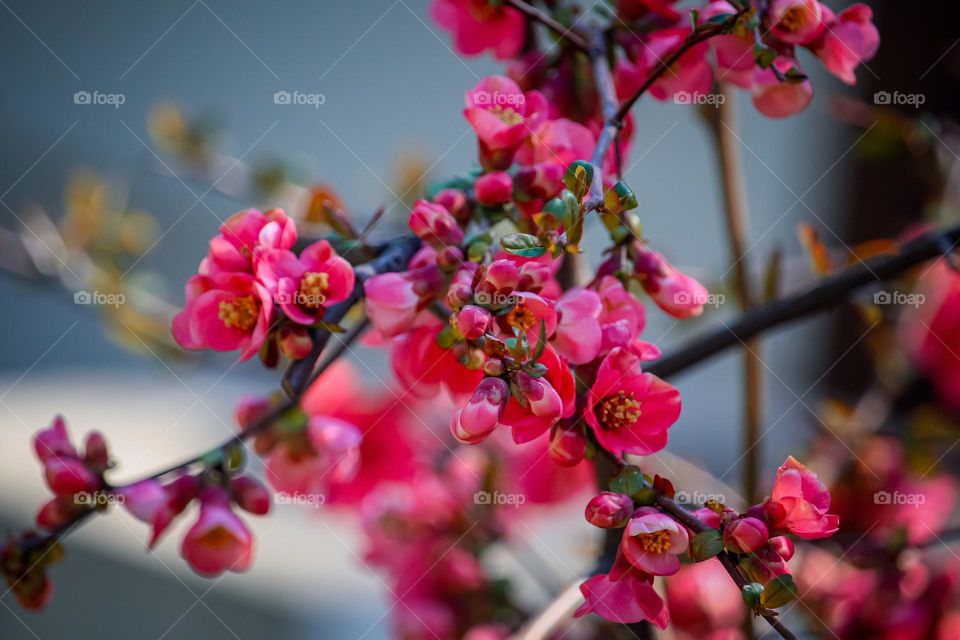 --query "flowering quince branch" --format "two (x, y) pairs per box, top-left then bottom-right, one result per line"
(3, 1), (895, 637)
